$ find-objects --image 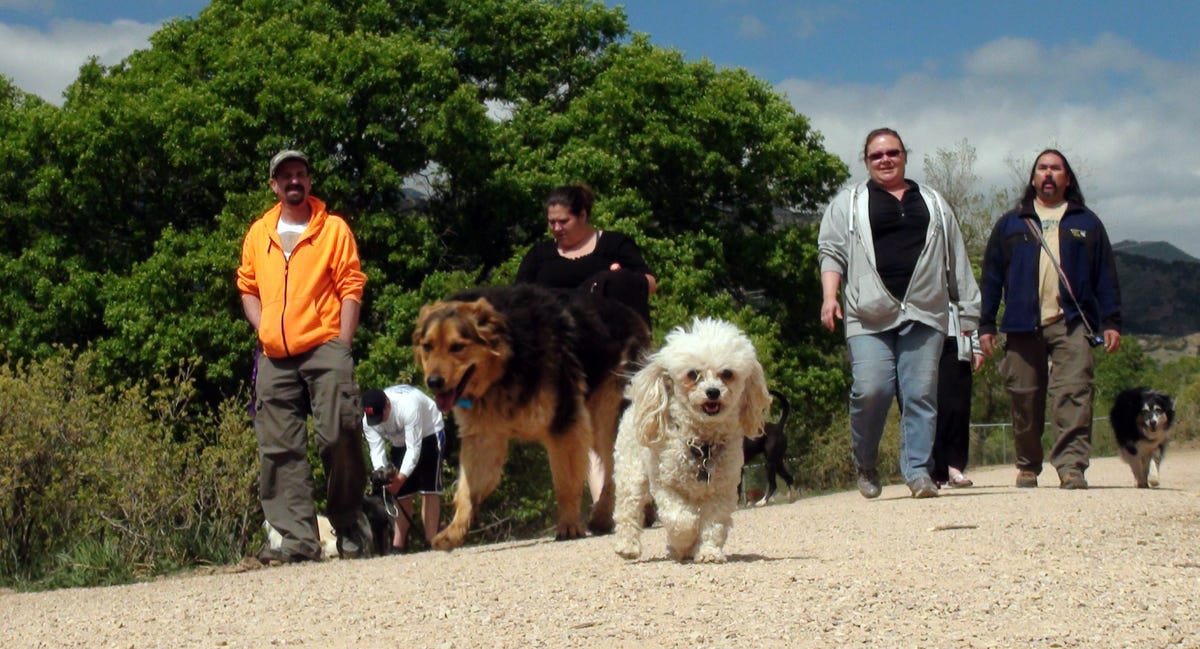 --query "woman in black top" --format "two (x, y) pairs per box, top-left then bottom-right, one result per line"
(516, 184), (657, 508)
(516, 184), (657, 325)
